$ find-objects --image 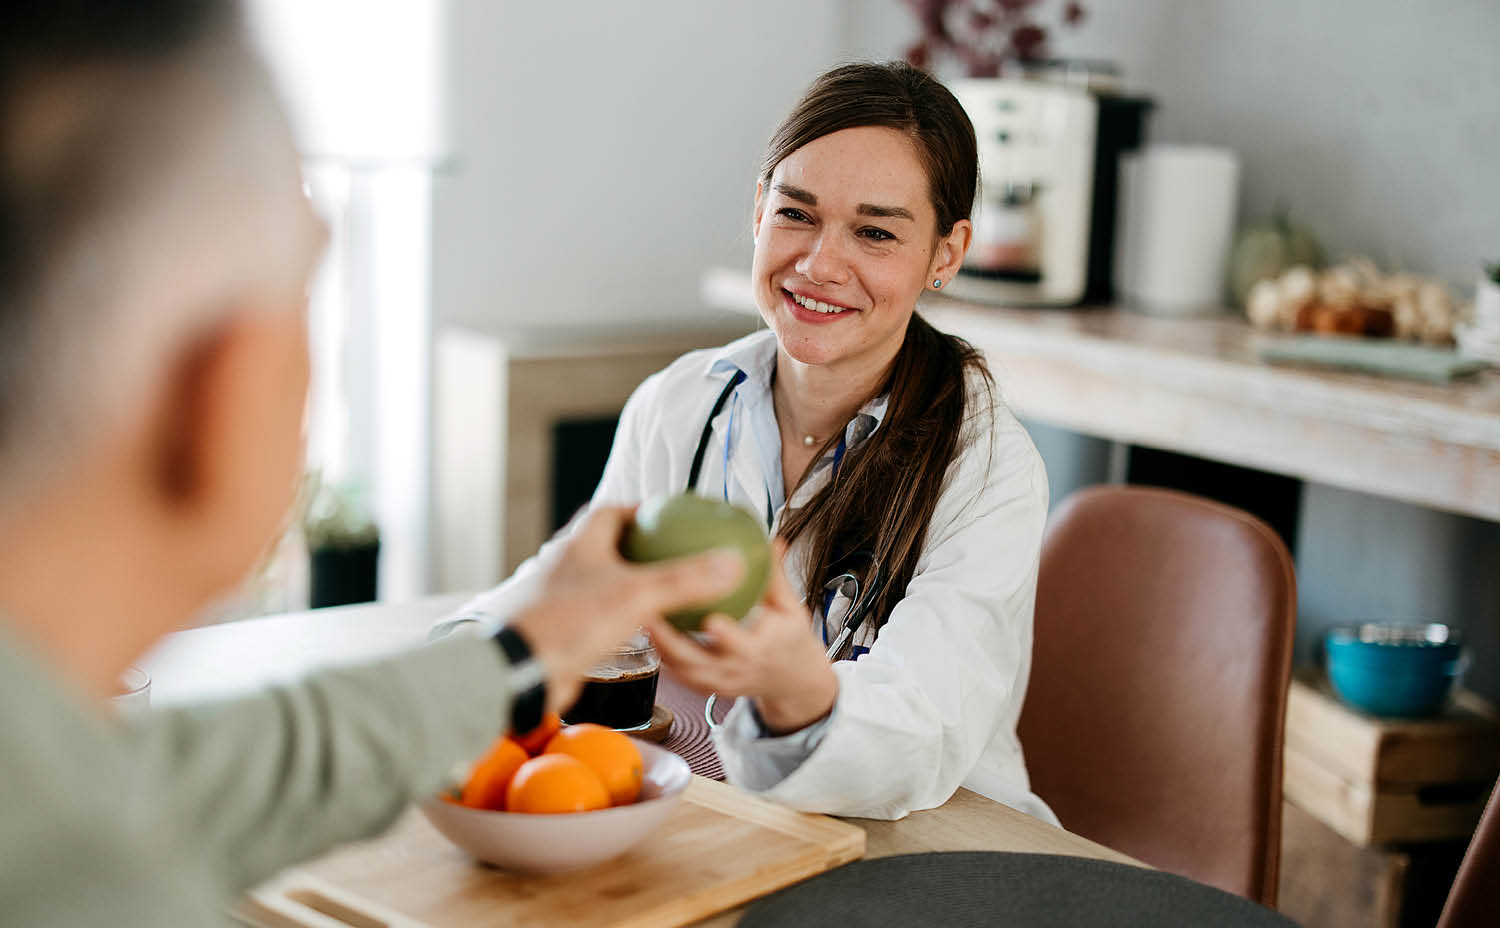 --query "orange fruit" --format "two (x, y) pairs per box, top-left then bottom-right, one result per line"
(459, 736), (528, 811)
(543, 723), (644, 806)
(505, 754), (610, 814)
(514, 711), (563, 756)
